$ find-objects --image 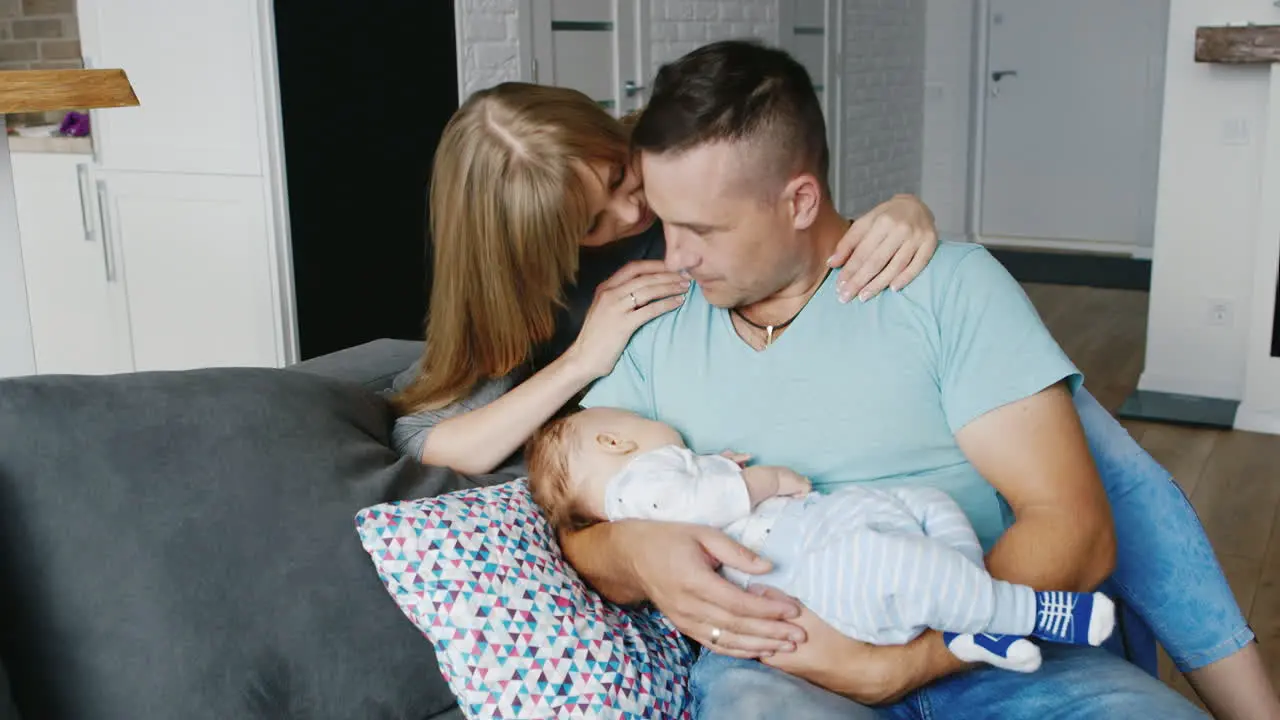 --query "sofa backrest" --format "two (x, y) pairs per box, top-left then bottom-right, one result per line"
(0, 367), (515, 720)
